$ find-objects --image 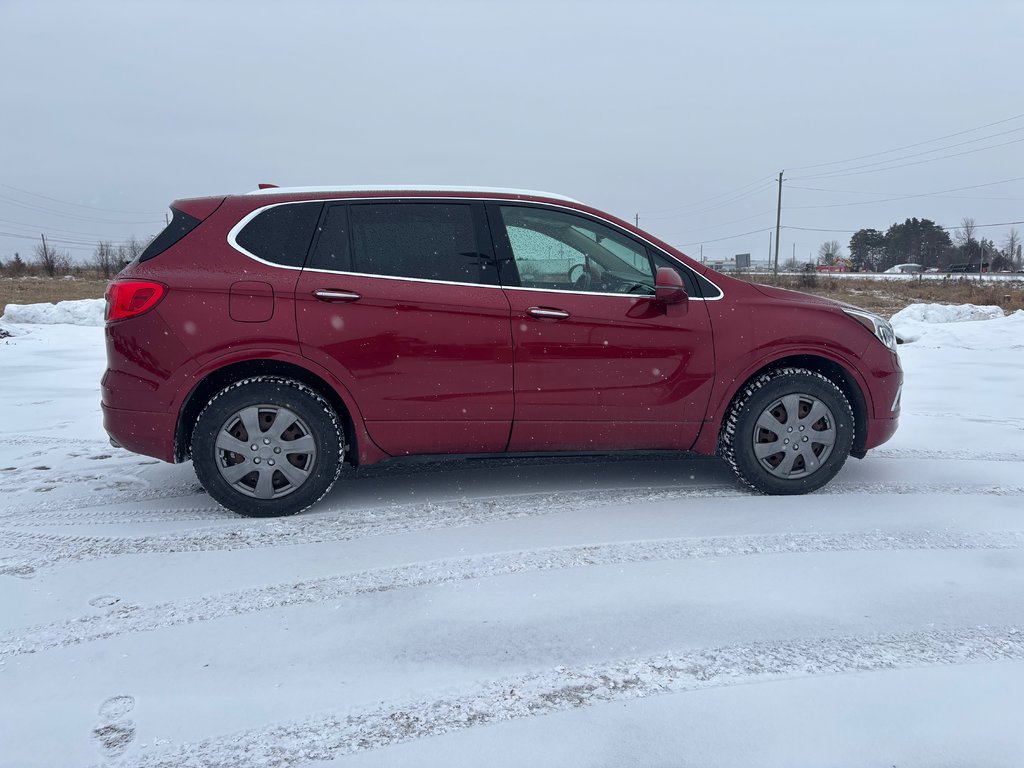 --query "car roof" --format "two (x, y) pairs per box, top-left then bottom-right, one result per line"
(244, 185), (581, 203)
